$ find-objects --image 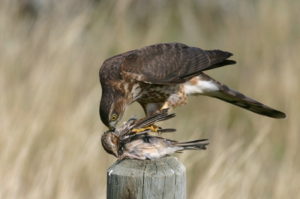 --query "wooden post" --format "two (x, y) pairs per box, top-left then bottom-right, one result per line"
(107, 156), (186, 199)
